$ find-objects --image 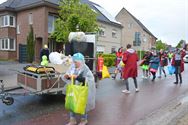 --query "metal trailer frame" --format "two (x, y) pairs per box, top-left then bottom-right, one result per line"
(0, 70), (66, 106)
